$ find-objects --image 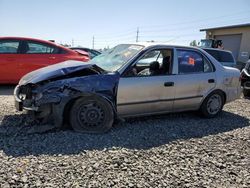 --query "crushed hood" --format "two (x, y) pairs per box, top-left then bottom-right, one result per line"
(19, 60), (98, 85)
